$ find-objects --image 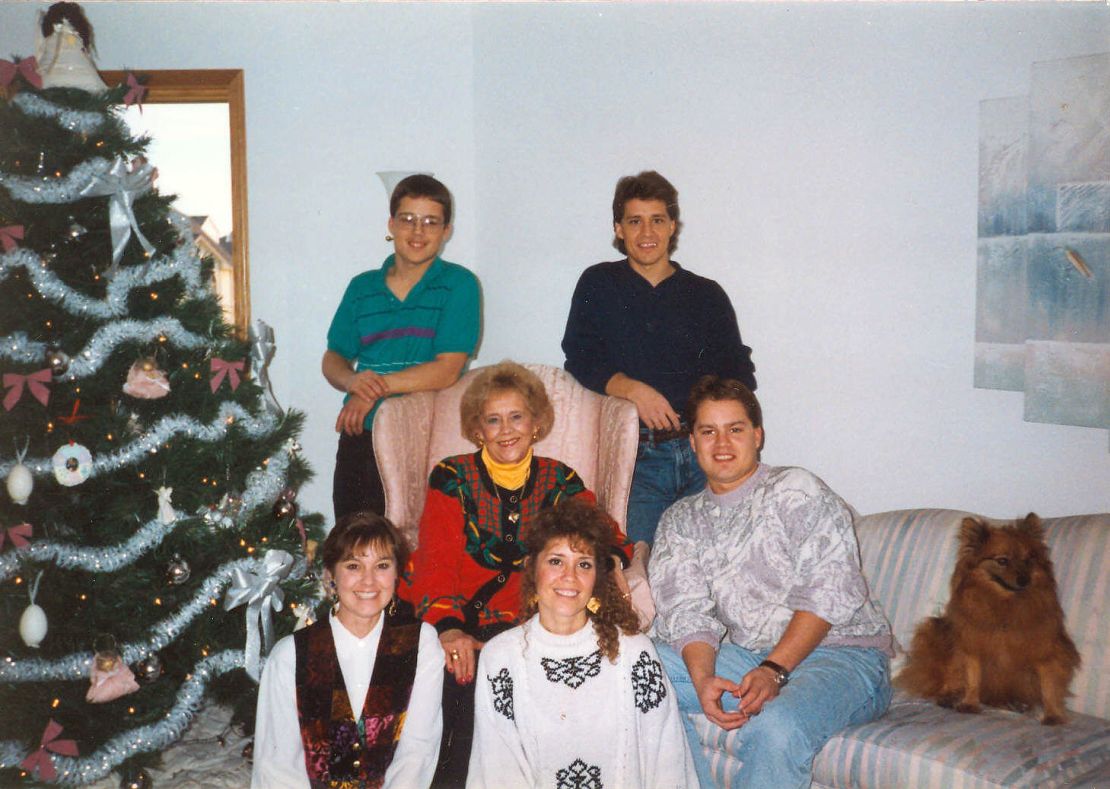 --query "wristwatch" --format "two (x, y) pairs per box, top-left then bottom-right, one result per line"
(758, 659), (790, 688)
